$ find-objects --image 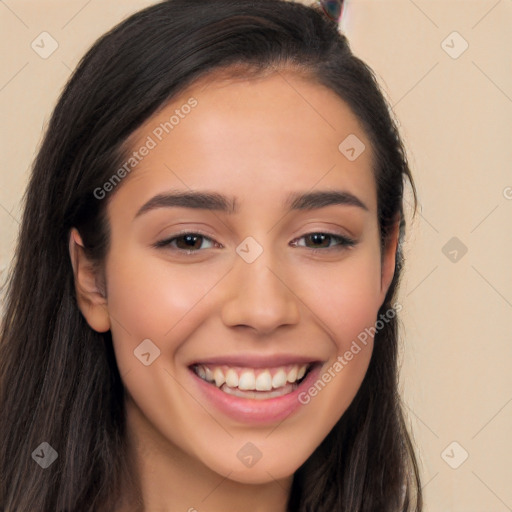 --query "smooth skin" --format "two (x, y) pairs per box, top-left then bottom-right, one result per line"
(69, 69), (399, 512)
